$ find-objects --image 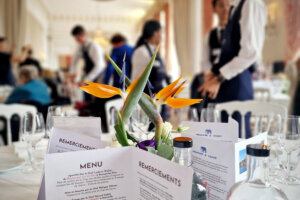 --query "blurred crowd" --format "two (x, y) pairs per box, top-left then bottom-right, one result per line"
(0, 0), (300, 136)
